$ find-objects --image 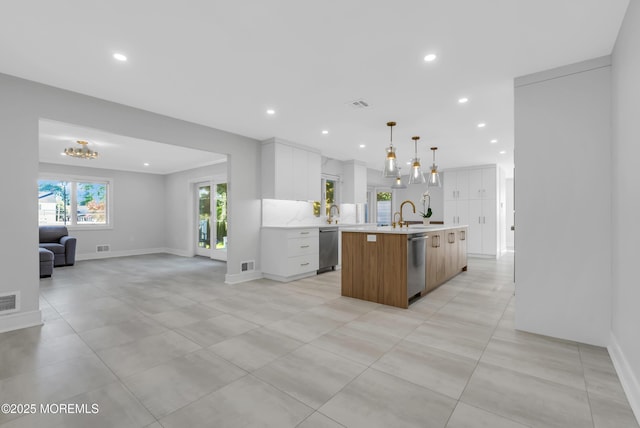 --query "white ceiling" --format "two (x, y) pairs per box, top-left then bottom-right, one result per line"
(1, 1), (630, 178)
(39, 119), (226, 175)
